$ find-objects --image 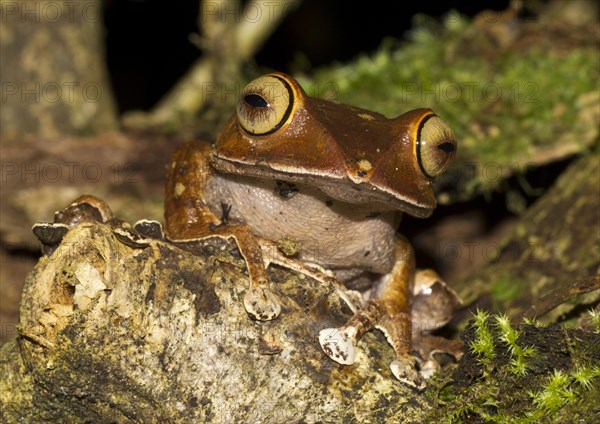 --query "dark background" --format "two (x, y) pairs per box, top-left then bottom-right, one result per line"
(104, 0), (512, 113)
